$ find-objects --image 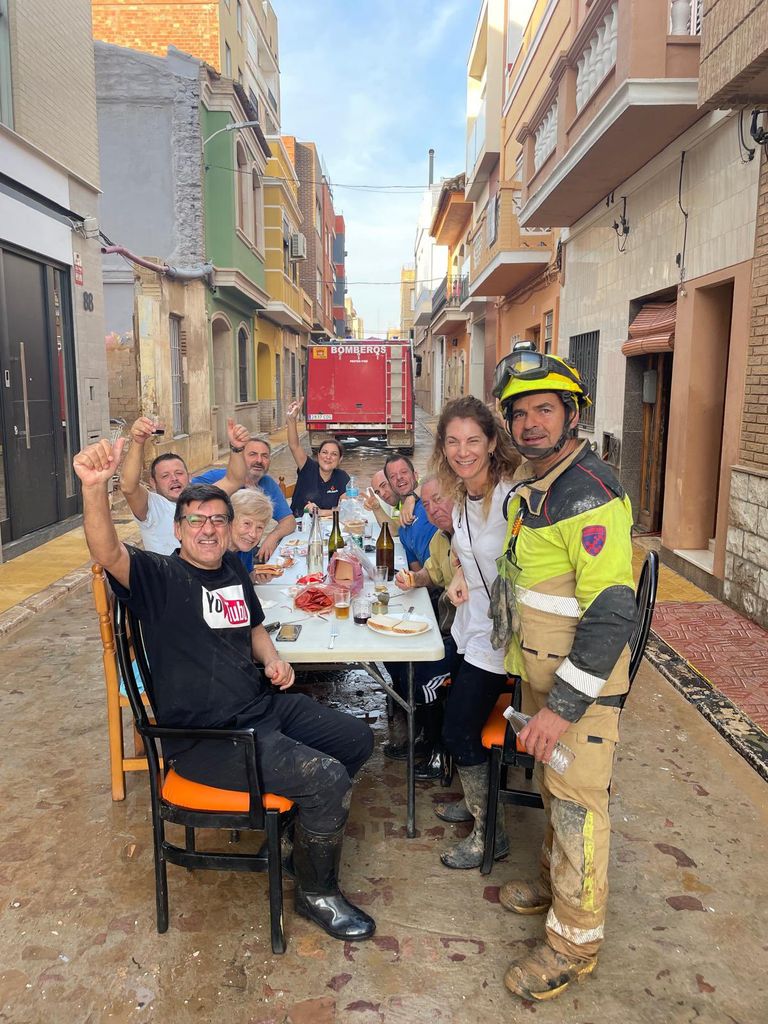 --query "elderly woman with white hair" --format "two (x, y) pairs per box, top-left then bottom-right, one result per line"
(229, 487), (275, 576)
